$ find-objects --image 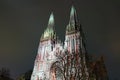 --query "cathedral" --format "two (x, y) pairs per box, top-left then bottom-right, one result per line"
(31, 6), (108, 80)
